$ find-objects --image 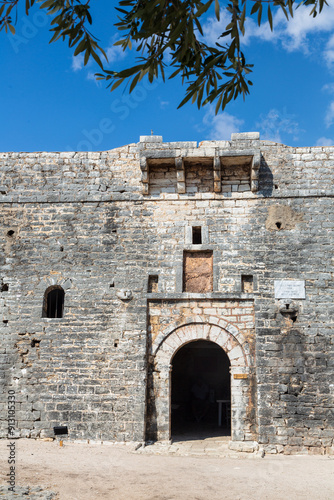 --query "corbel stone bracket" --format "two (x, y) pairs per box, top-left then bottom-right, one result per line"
(140, 157), (149, 195)
(251, 151), (261, 192)
(279, 302), (298, 320)
(116, 290), (133, 301)
(175, 157), (185, 194)
(213, 155), (221, 193)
